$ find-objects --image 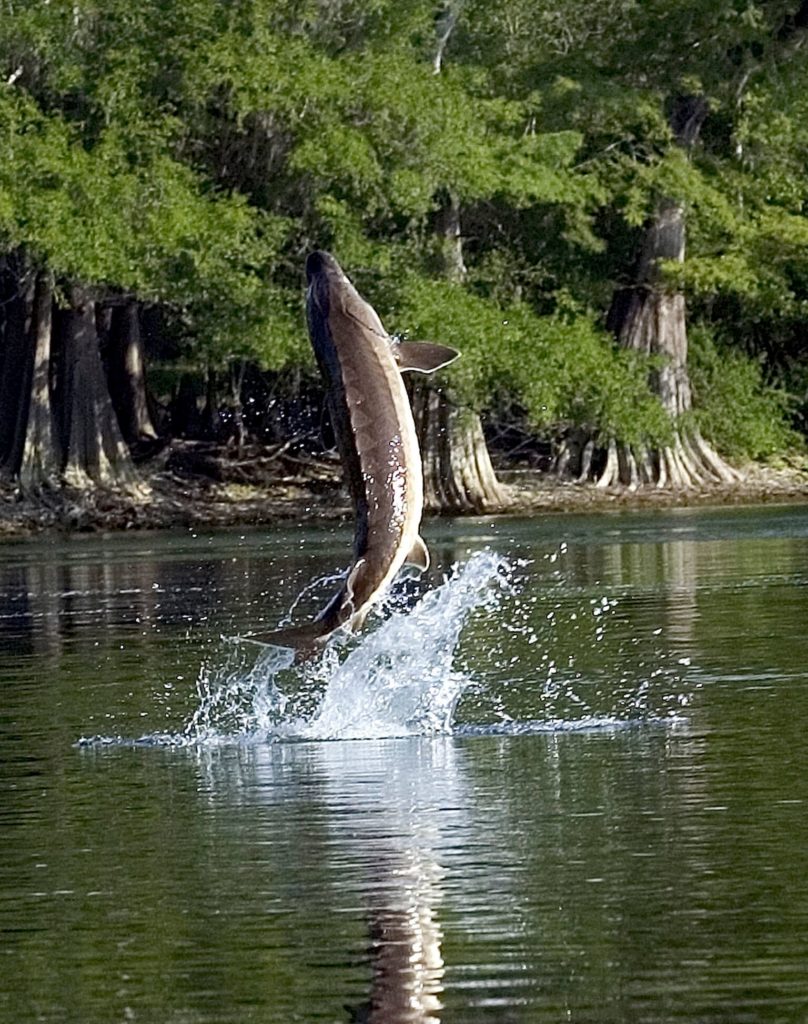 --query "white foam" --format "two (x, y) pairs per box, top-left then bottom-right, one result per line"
(297, 551), (509, 740)
(183, 550), (510, 744)
(75, 548), (690, 750)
